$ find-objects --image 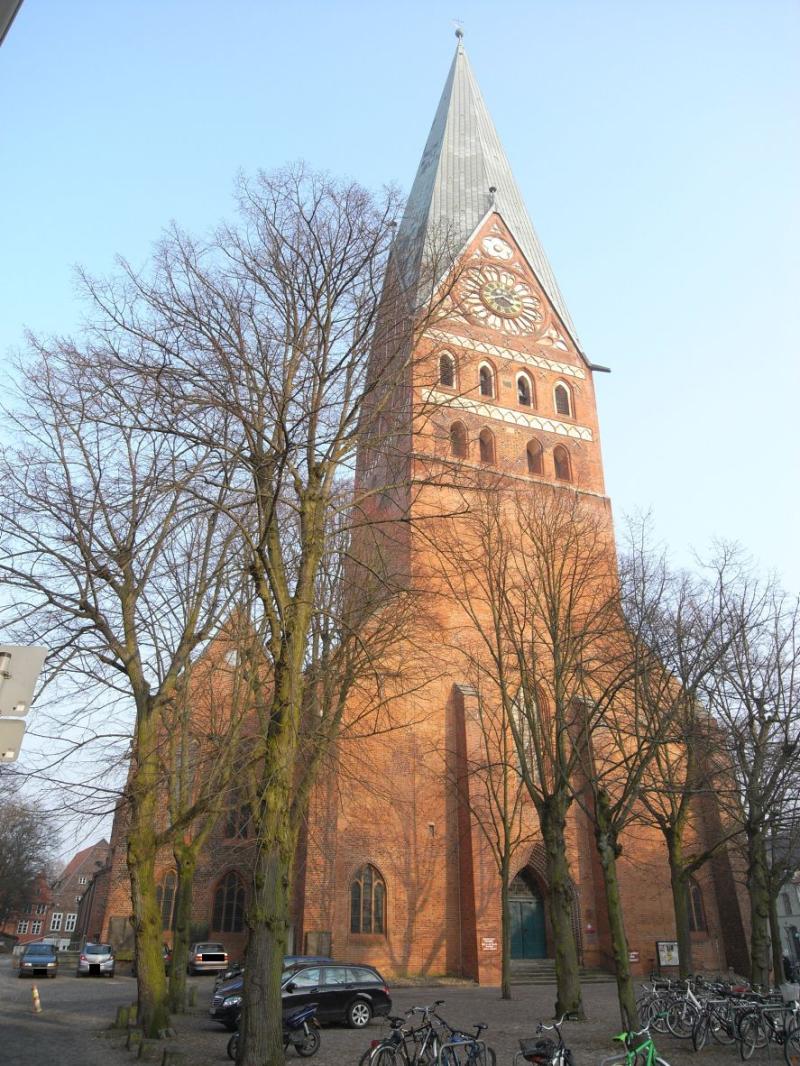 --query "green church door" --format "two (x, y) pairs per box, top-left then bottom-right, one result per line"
(509, 874), (546, 959)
